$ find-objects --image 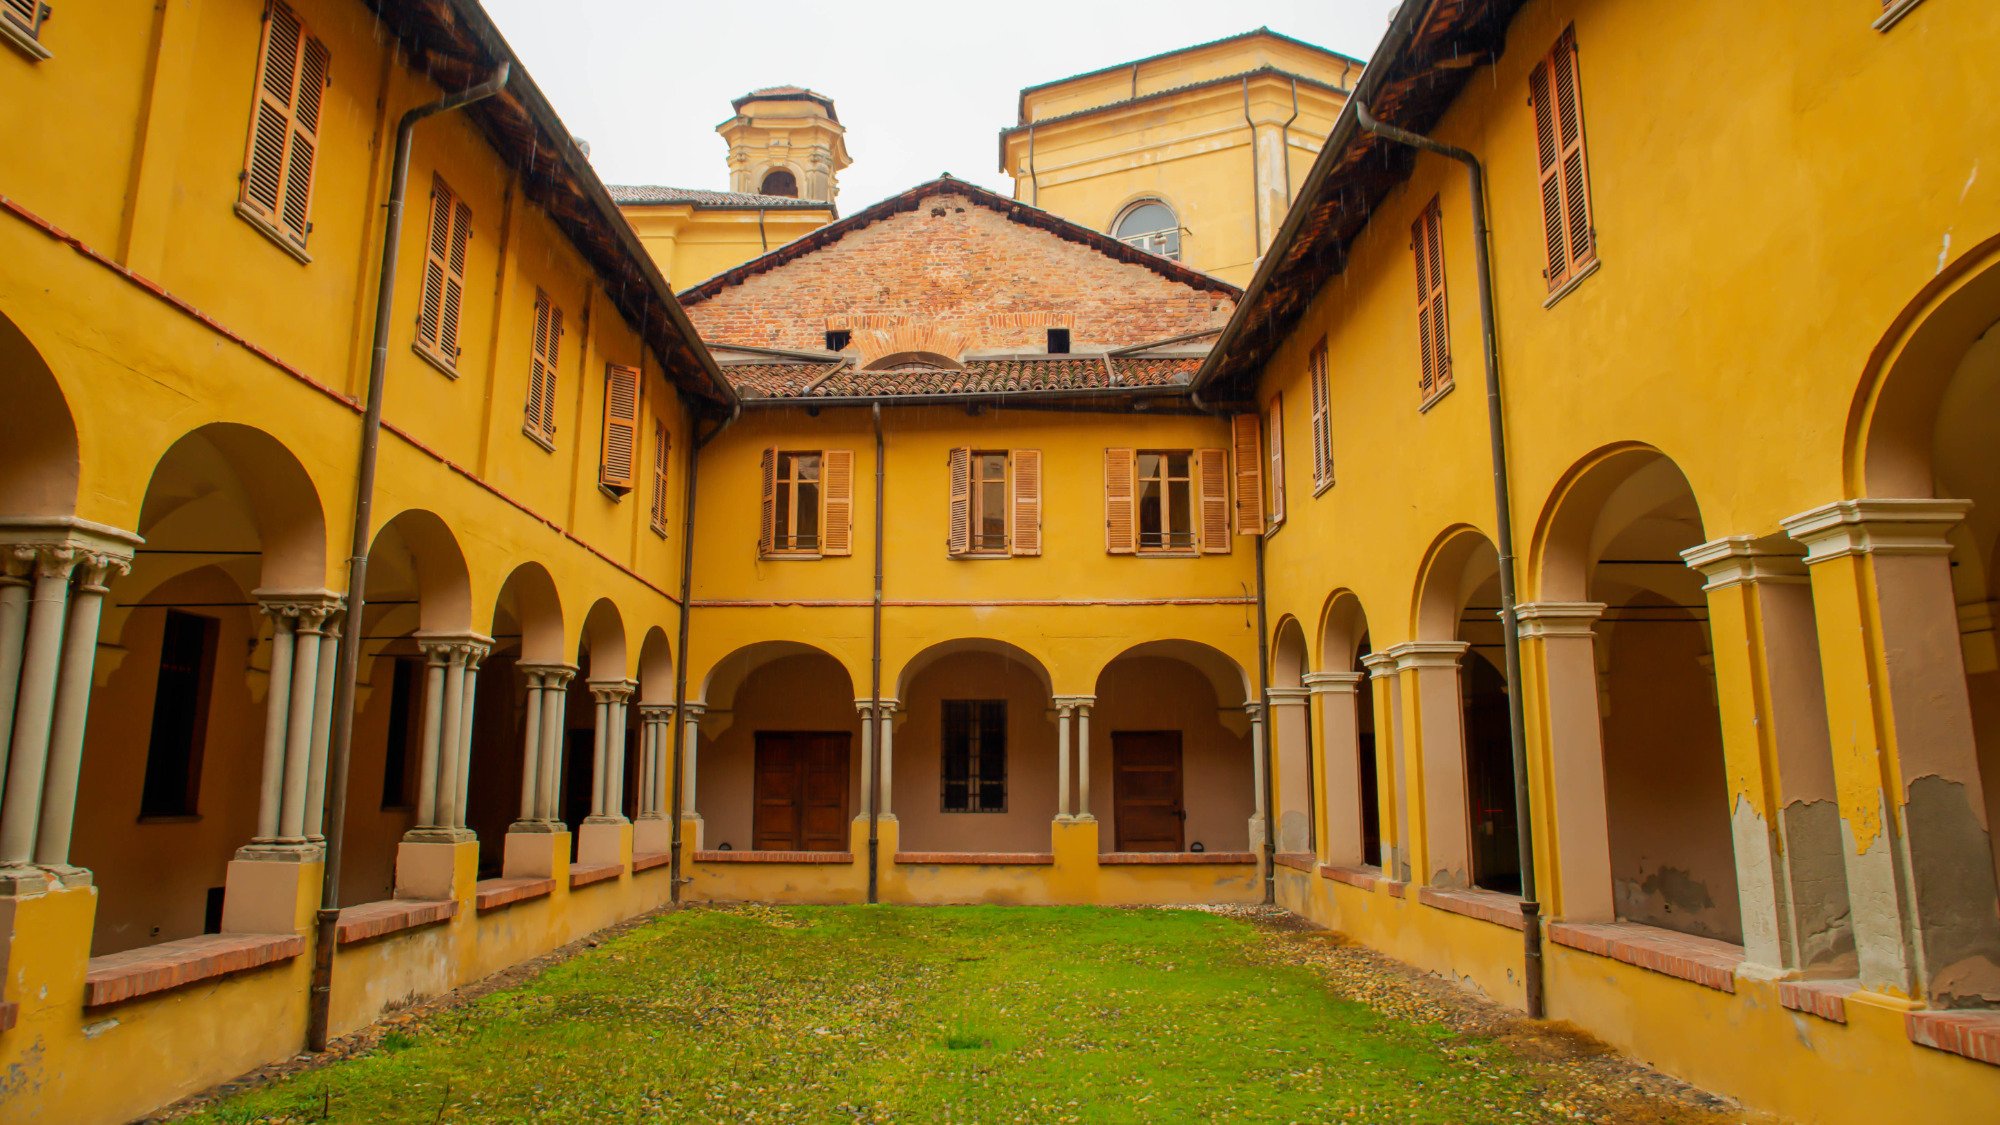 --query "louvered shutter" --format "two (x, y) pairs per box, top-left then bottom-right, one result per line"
(1266, 394), (1286, 526)
(417, 180), (453, 356)
(1010, 449), (1042, 557)
(1412, 199), (1451, 402)
(599, 364), (640, 491)
(440, 200), (472, 359)
(1309, 341), (1332, 489)
(1104, 448), (1136, 555)
(650, 419), (671, 535)
(541, 304), (562, 438)
(1231, 413), (1264, 536)
(526, 291), (552, 444)
(280, 37), (329, 243)
(946, 448), (972, 557)
(1552, 30), (1594, 282)
(1197, 448), (1232, 554)
(821, 449), (854, 556)
(758, 449), (776, 555)
(241, 3), (328, 250)
(4, 0), (46, 36)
